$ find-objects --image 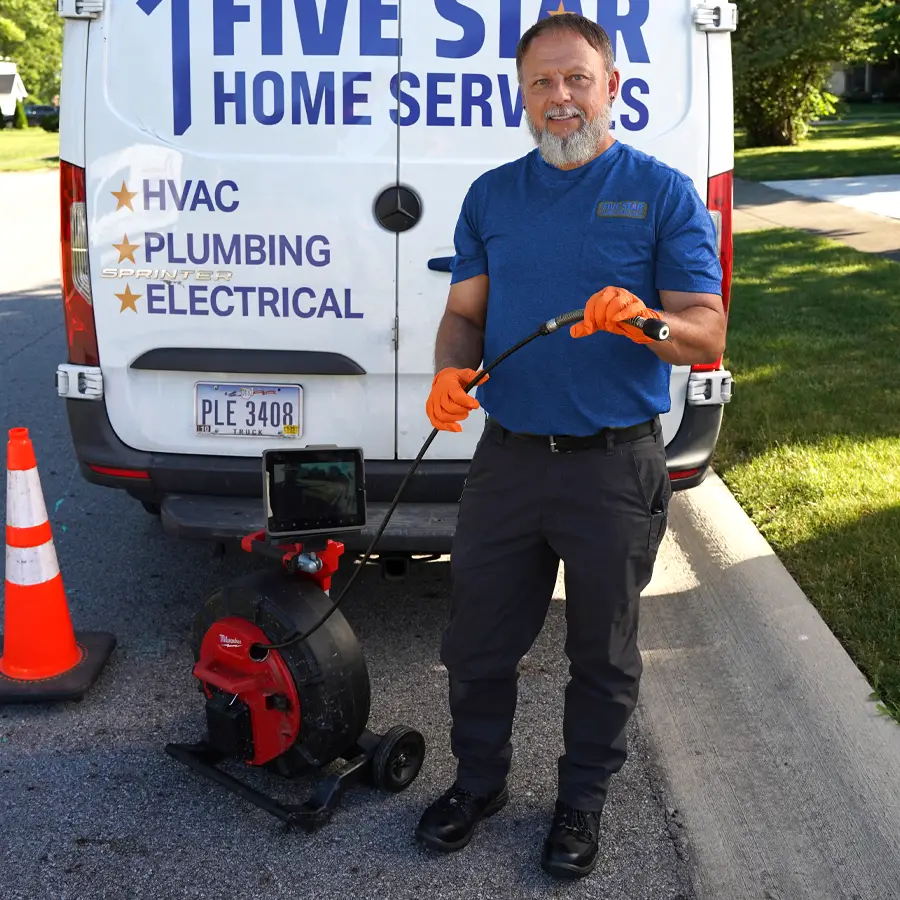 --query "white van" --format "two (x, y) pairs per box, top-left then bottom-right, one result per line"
(54, 0), (736, 562)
